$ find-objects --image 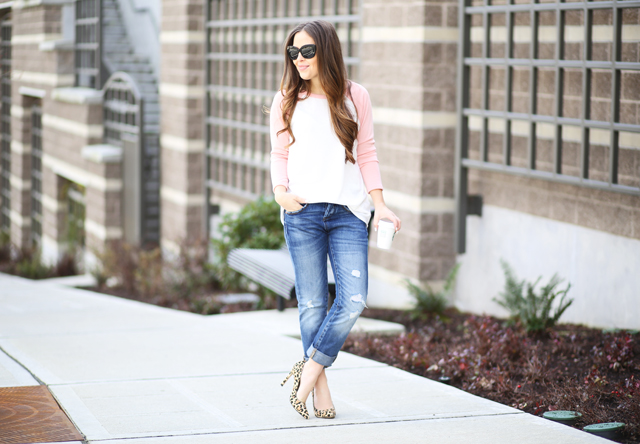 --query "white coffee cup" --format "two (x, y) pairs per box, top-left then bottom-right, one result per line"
(377, 219), (396, 250)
